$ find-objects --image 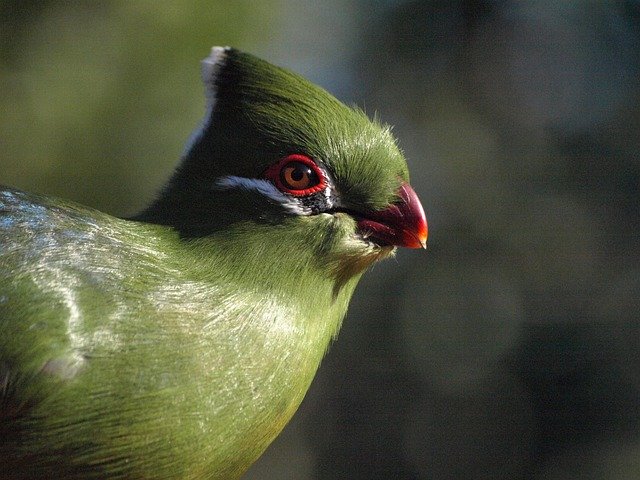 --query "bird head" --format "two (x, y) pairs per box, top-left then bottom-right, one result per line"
(138, 47), (427, 283)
